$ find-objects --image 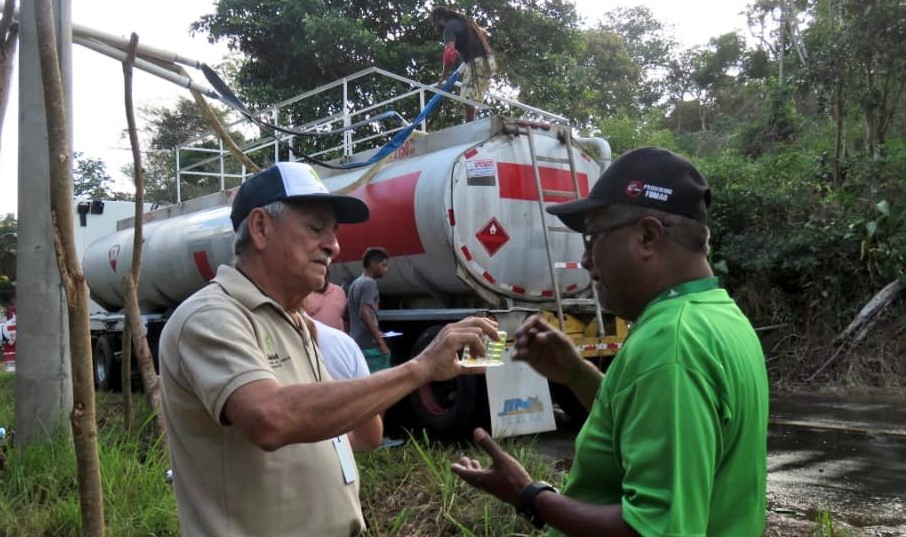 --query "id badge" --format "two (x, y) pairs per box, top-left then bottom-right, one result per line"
(332, 435), (358, 484)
